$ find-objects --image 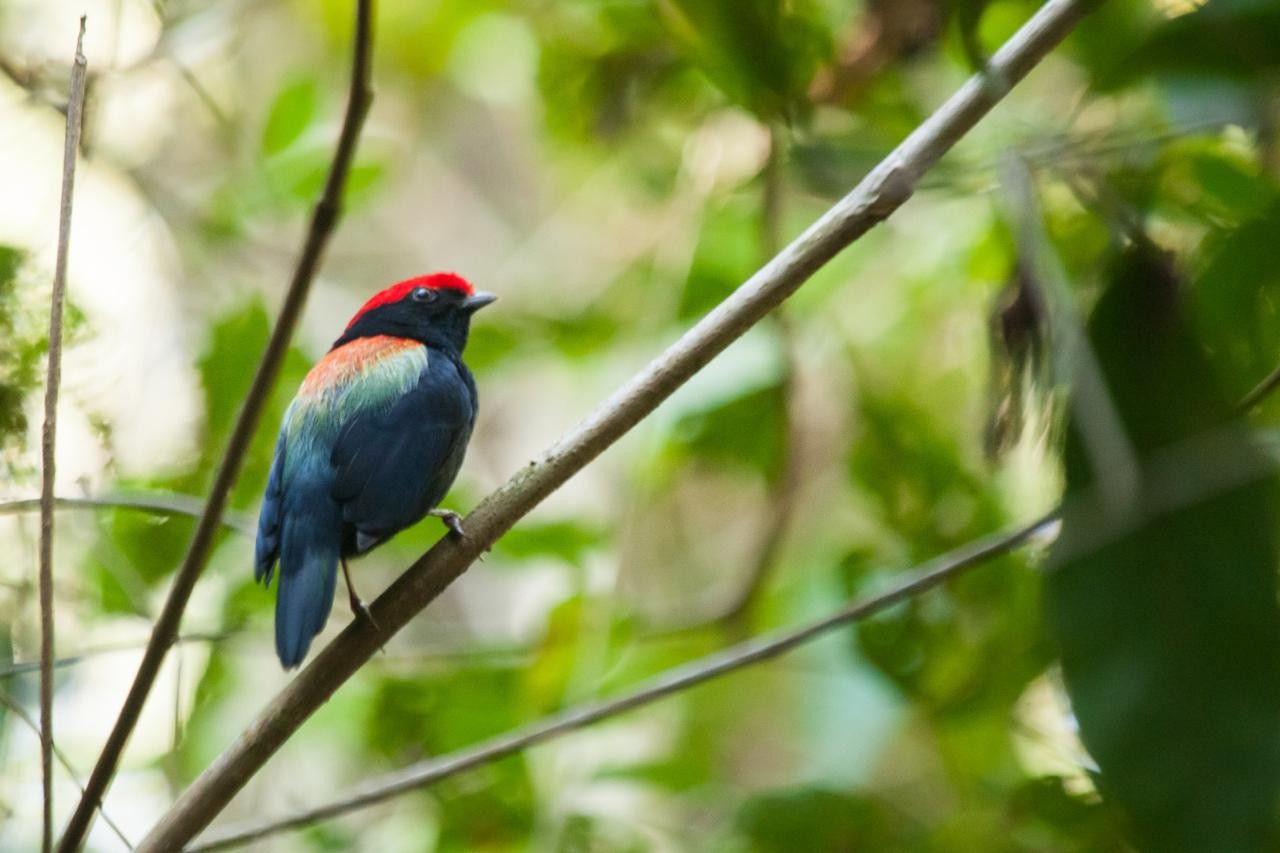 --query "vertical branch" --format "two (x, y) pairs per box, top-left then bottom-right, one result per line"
(720, 124), (802, 626)
(39, 17), (88, 853)
(57, 1), (376, 849)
